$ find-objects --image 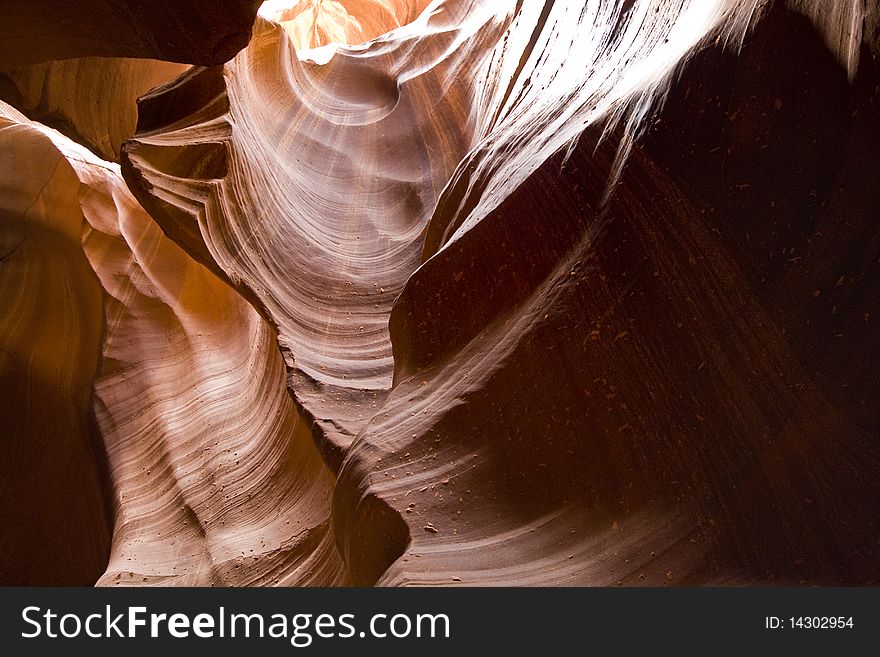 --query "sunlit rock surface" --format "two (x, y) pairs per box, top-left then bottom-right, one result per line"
(0, 102), (347, 586)
(259, 0), (434, 49)
(1, 0), (878, 586)
(122, 7), (510, 468)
